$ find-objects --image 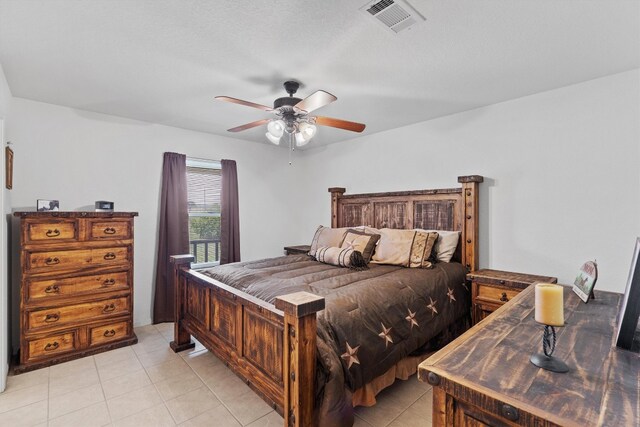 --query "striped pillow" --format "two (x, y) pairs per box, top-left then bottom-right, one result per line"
(315, 246), (367, 269)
